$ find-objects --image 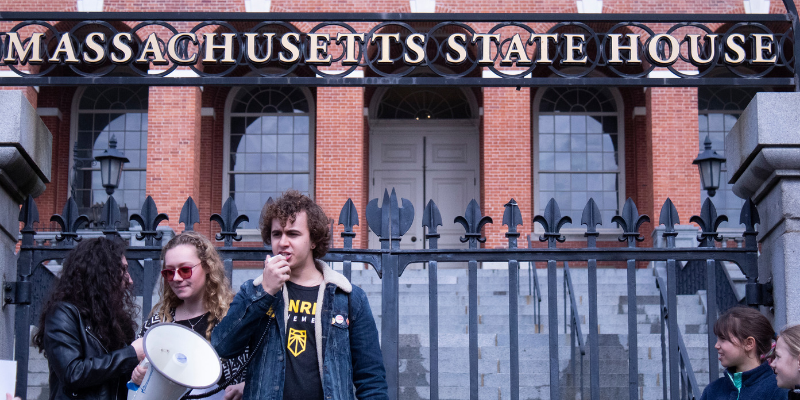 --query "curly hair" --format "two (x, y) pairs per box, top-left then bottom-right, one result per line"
(150, 231), (234, 340)
(258, 189), (330, 259)
(33, 237), (137, 352)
